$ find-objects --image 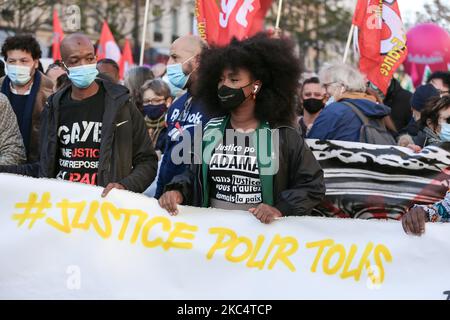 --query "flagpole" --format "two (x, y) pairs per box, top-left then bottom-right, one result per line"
(275, 0), (283, 30)
(343, 24), (355, 63)
(139, 0), (150, 66)
(343, 0), (358, 64)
